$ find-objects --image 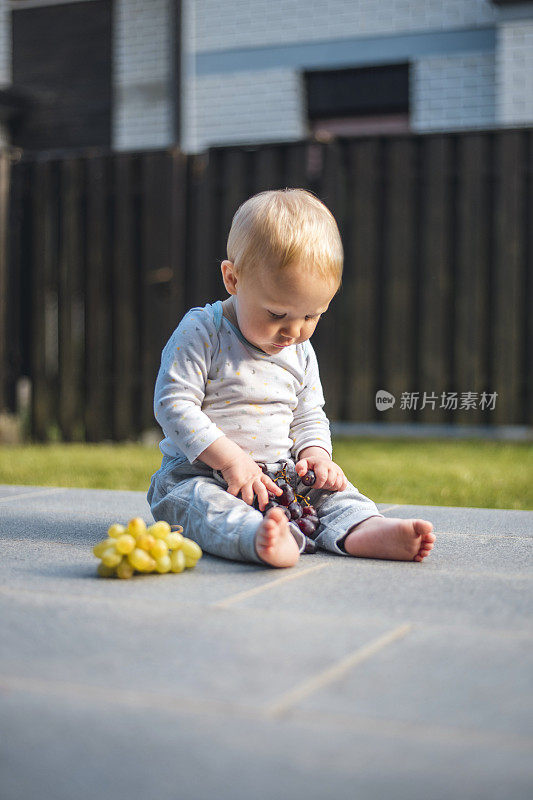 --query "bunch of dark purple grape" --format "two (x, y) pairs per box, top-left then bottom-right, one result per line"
(257, 462), (320, 553)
